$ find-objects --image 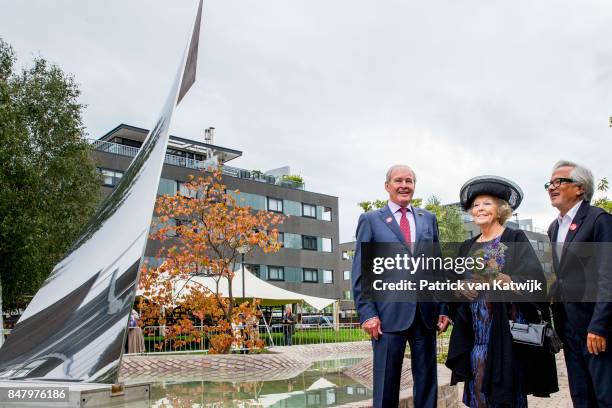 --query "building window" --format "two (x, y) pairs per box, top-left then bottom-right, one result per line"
(343, 290), (352, 300)
(277, 232), (284, 244)
(302, 203), (316, 218)
(343, 270), (351, 280)
(99, 168), (123, 187)
(322, 238), (332, 252)
(245, 264), (260, 278)
(342, 250), (354, 260)
(302, 235), (317, 251)
(158, 178), (178, 196)
(303, 268), (318, 283)
(322, 206), (332, 221)
(268, 266), (284, 281)
(267, 197), (283, 213)
(323, 269), (333, 284)
(178, 181), (198, 198)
